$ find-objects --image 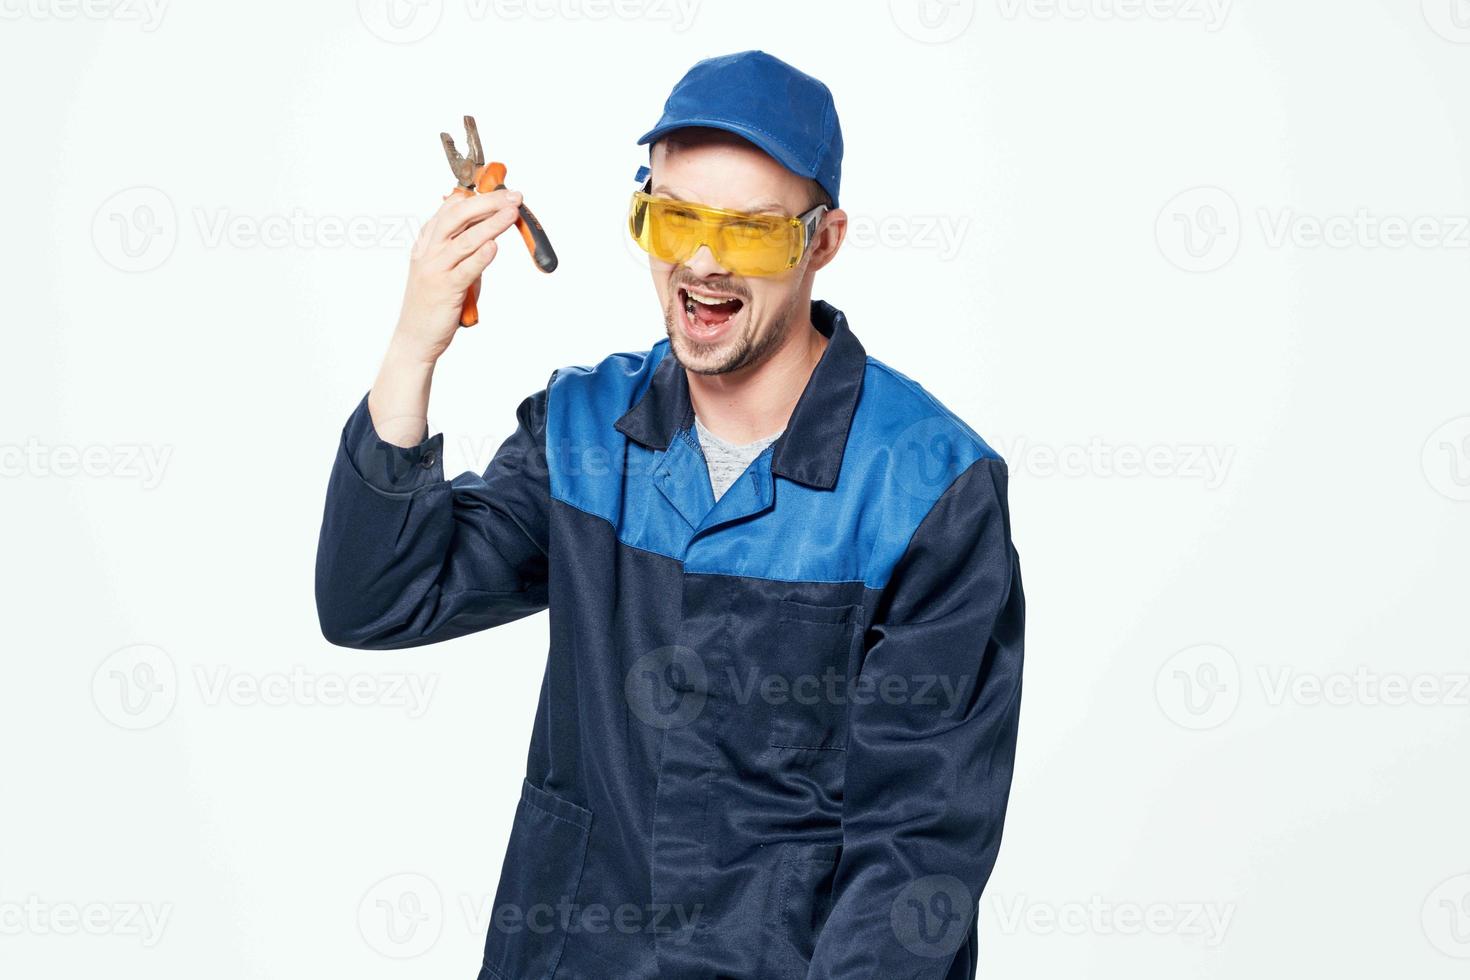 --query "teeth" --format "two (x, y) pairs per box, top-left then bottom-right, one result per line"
(686, 289), (737, 306)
